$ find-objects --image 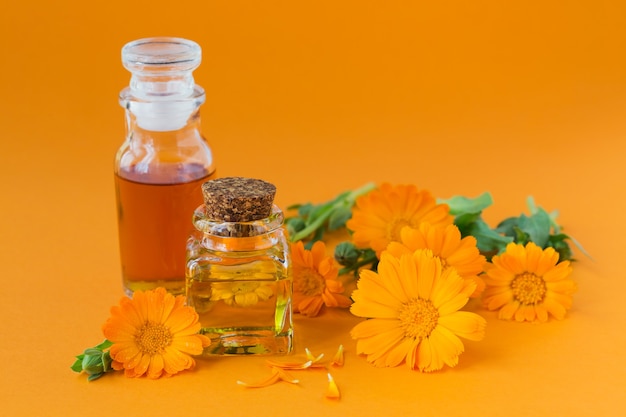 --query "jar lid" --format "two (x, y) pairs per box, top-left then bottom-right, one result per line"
(201, 177), (276, 222)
